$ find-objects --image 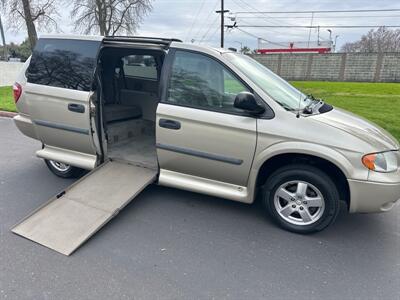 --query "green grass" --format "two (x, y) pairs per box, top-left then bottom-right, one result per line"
(0, 86), (15, 112)
(225, 78), (246, 94)
(1, 81), (399, 141)
(291, 81), (400, 141)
